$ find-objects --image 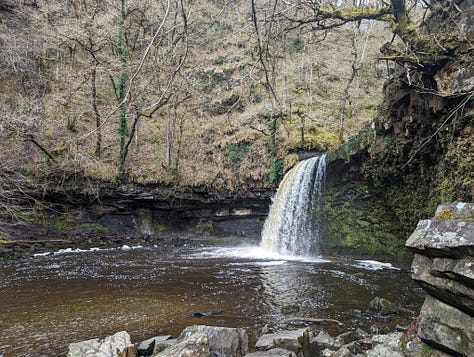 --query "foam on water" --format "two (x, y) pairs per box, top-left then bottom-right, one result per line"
(188, 245), (330, 263)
